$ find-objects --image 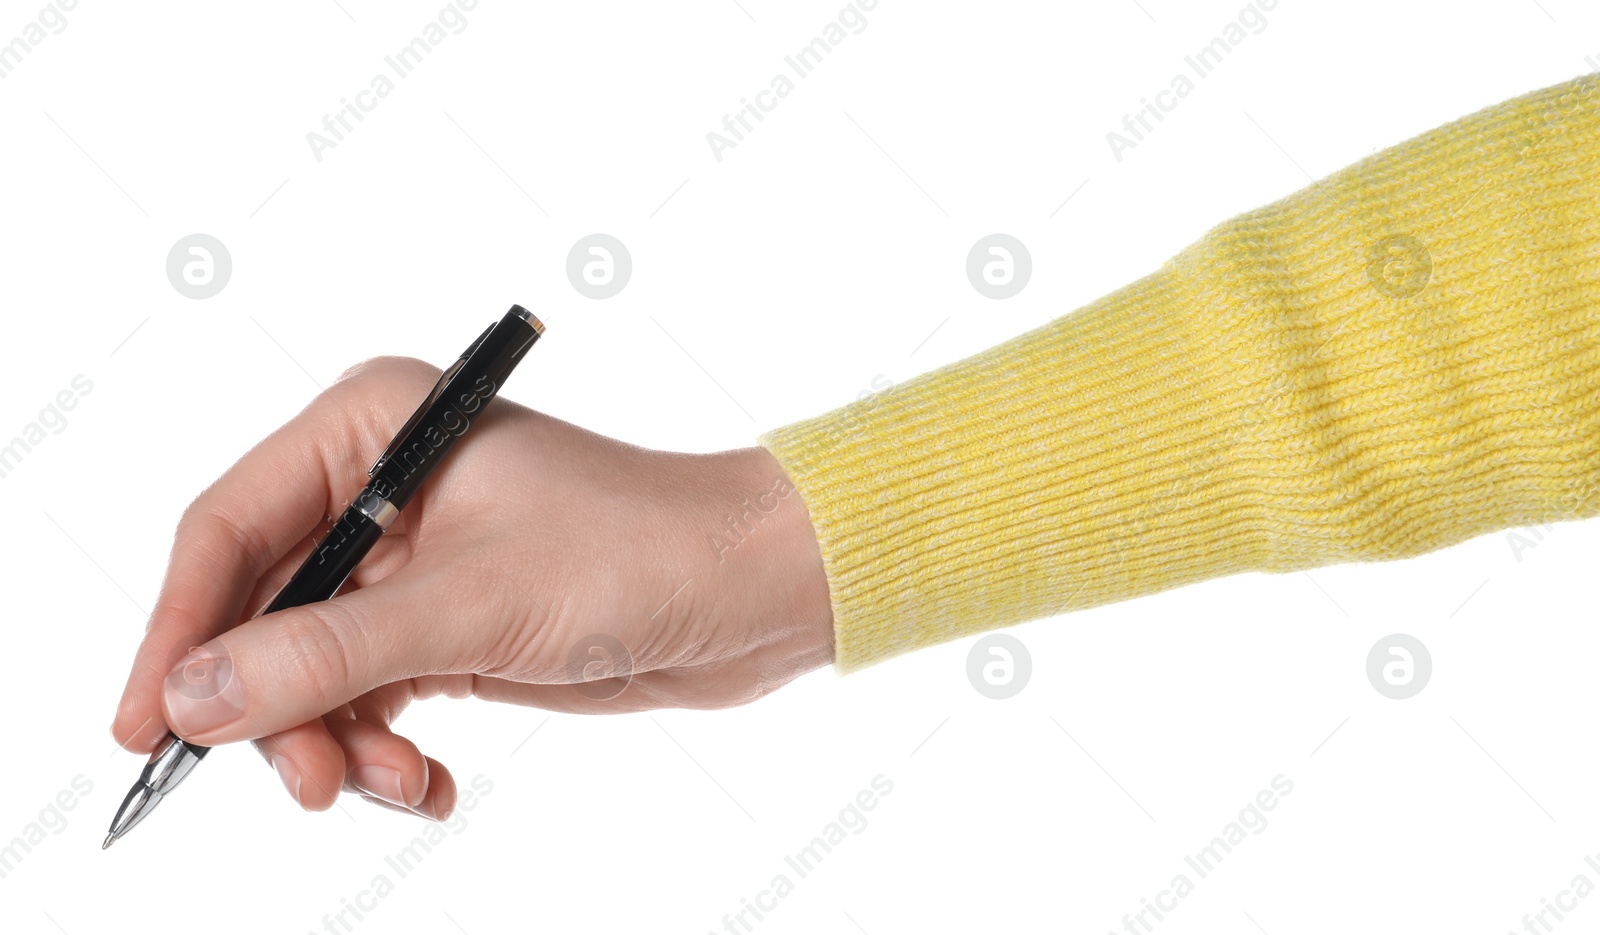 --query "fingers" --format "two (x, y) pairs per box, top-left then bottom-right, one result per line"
(329, 716), (454, 820)
(112, 397), (361, 753)
(363, 756), (455, 822)
(253, 718), (348, 812)
(159, 569), (463, 746)
(254, 698), (454, 820)
(327, 714), (428, 811)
